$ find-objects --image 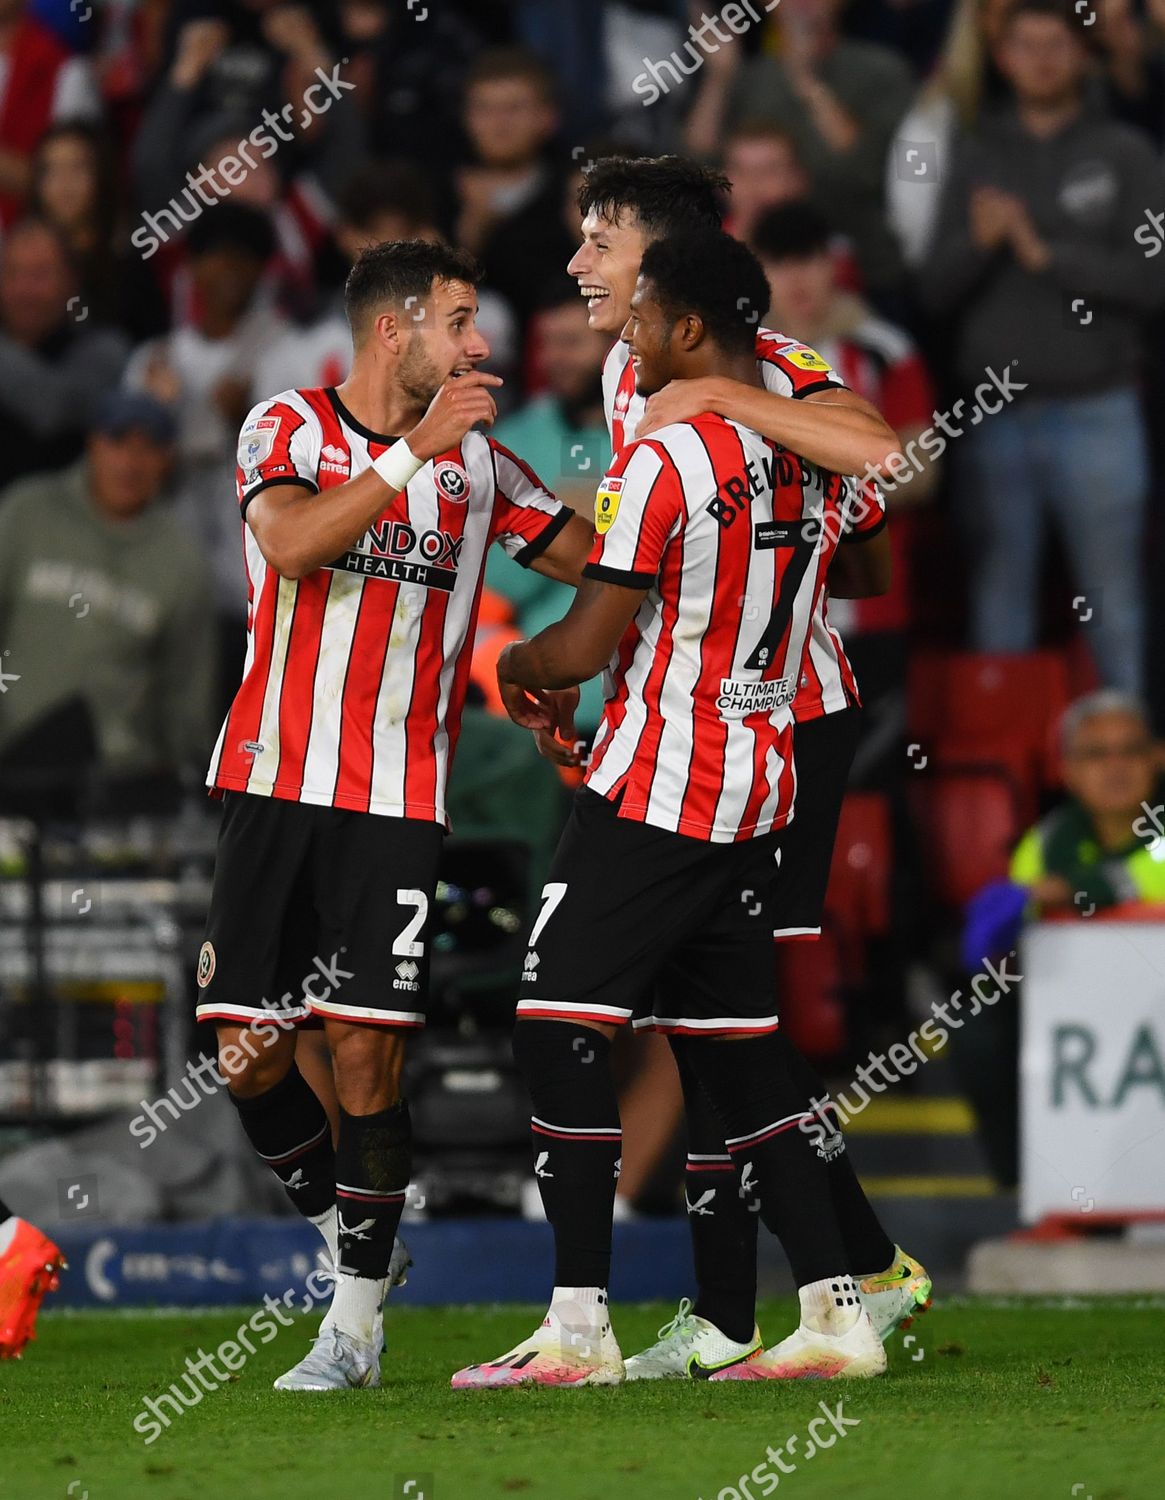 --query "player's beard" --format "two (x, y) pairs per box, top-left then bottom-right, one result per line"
(398, 331), (446, 410)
